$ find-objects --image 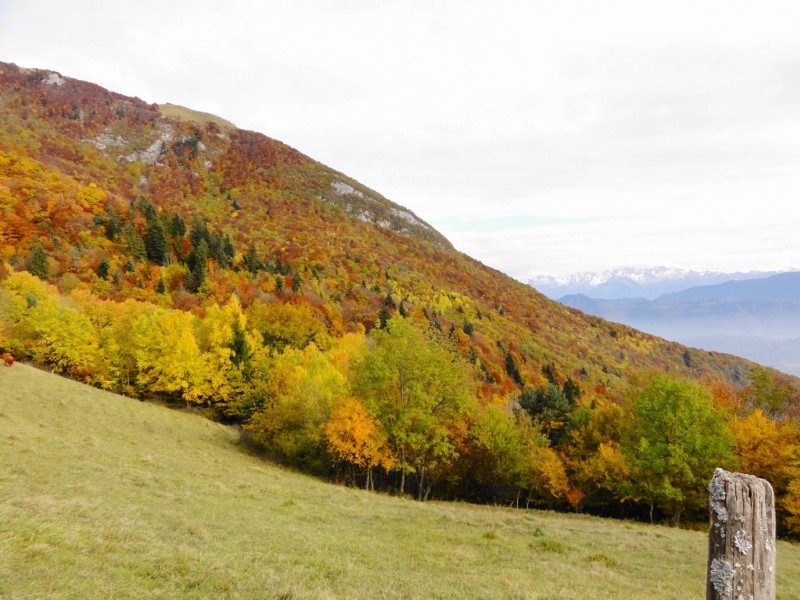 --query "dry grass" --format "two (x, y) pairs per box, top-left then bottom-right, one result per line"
(2, 362), (799, 599)
(158, 102), (237, 132)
